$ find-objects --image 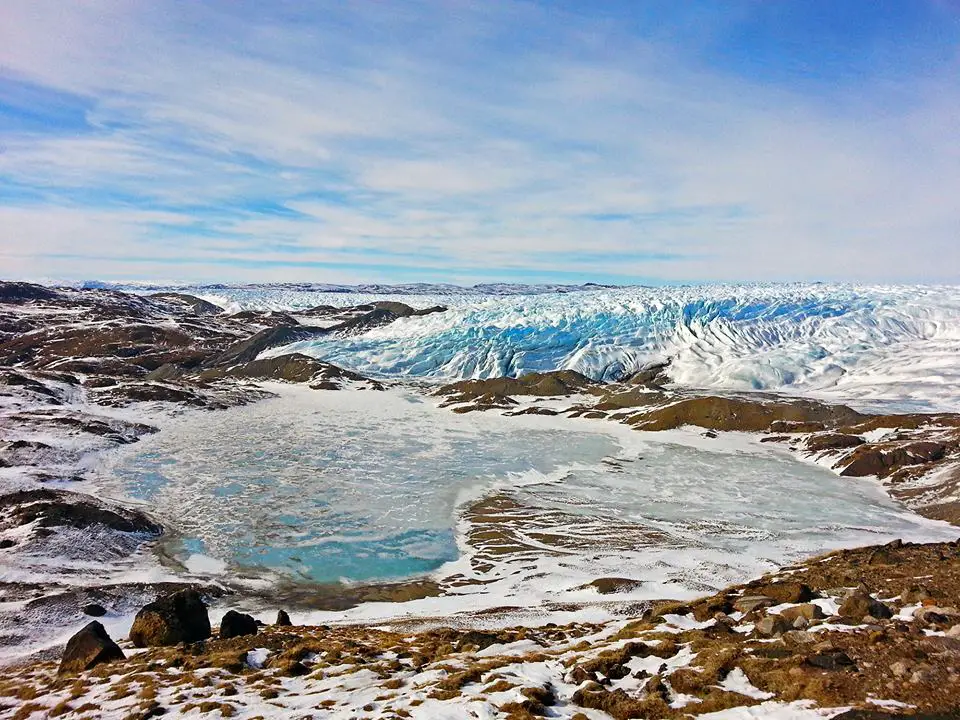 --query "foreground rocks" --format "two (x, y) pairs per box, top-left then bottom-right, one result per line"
(2, 539), (956, 719)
